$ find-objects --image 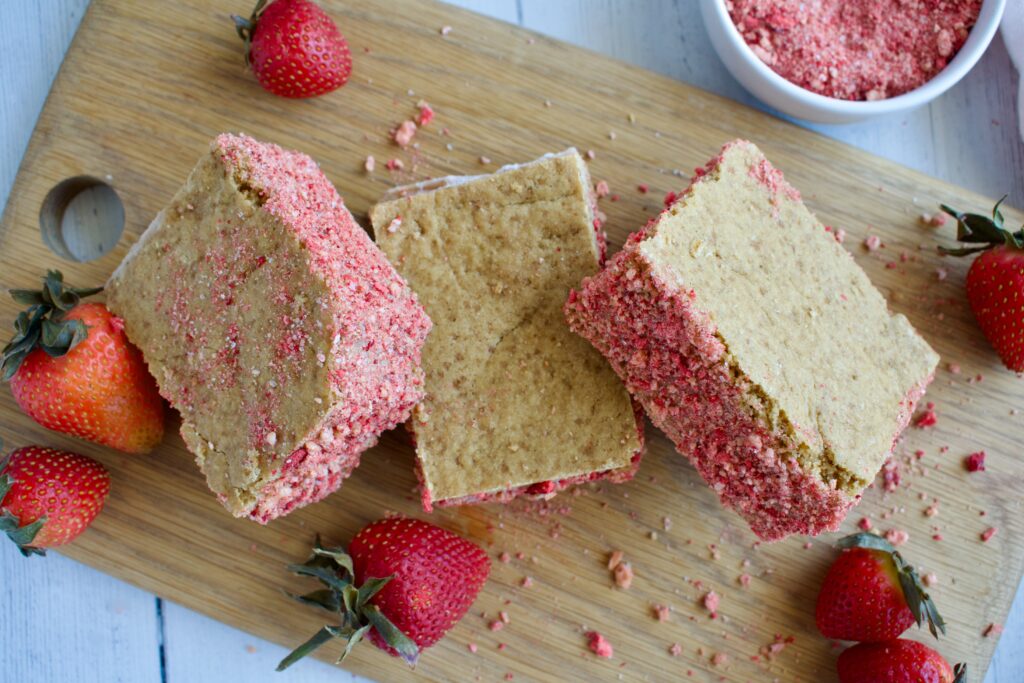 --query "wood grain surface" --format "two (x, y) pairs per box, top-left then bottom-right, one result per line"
(1, 1), (1023, 681)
